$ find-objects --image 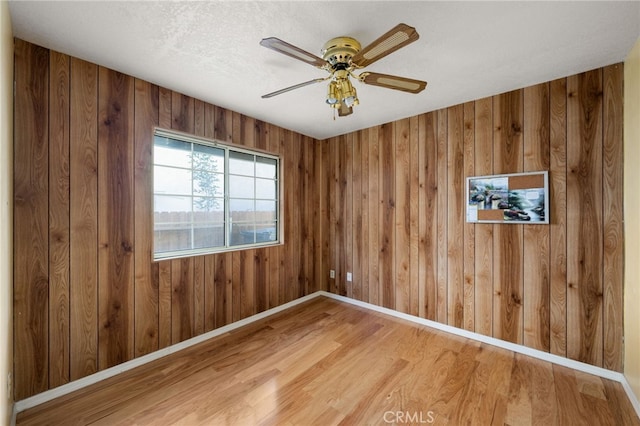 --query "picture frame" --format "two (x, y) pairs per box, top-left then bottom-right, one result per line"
(466, 171), (549, 224)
